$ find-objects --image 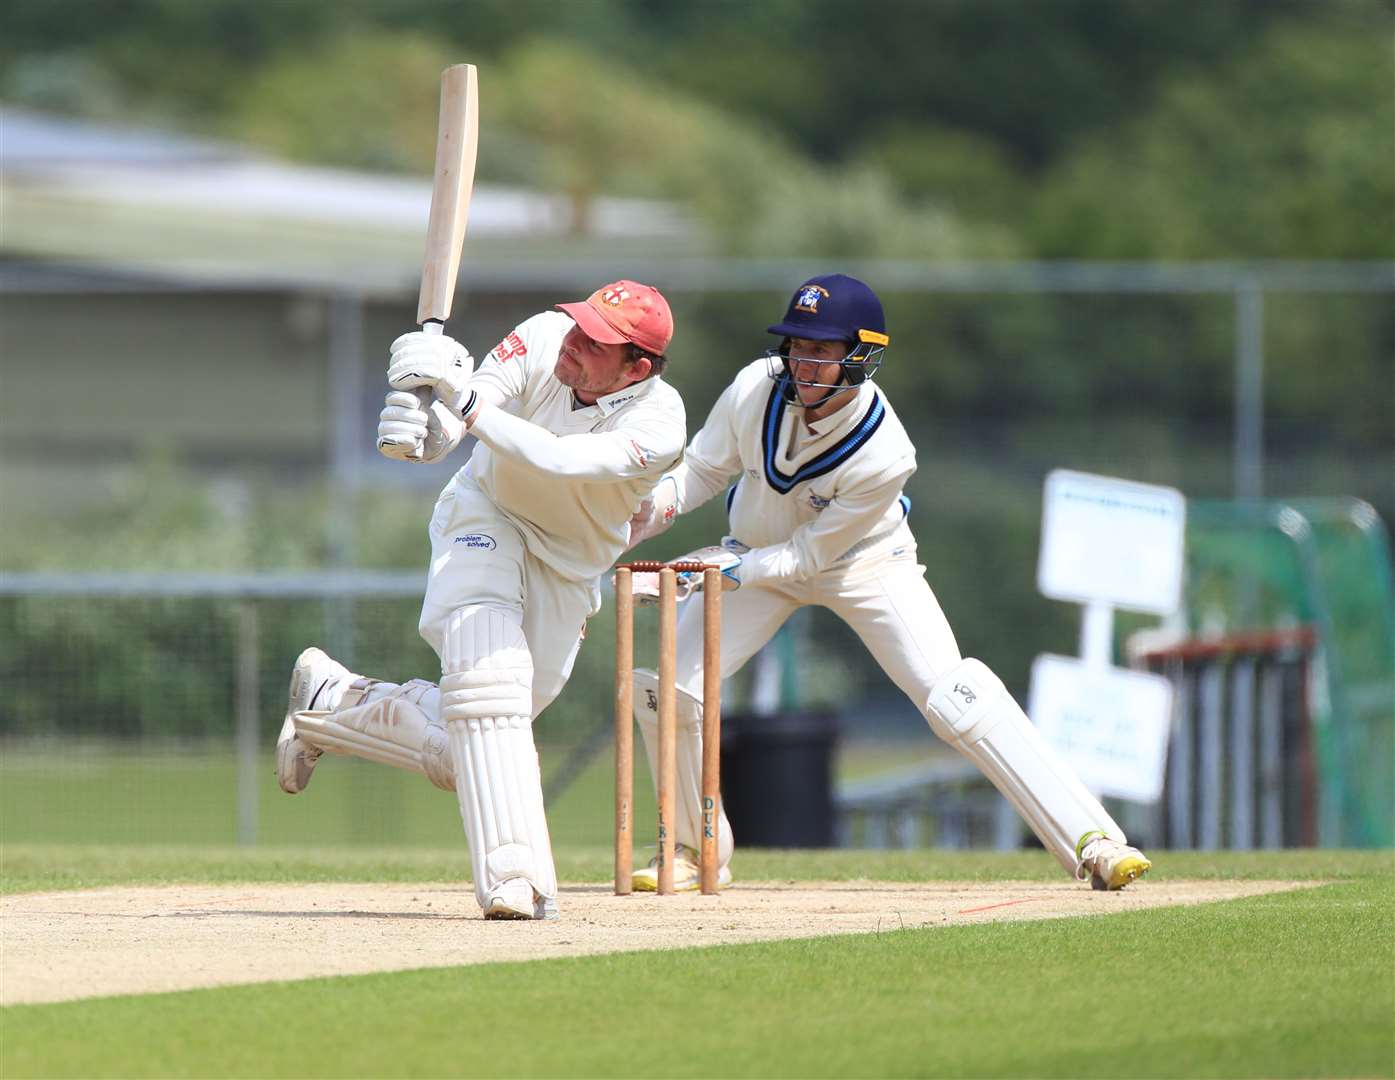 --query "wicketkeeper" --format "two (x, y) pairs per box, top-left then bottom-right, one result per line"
(277, 280), (685, 920)
(625, 273), (1152, 892)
